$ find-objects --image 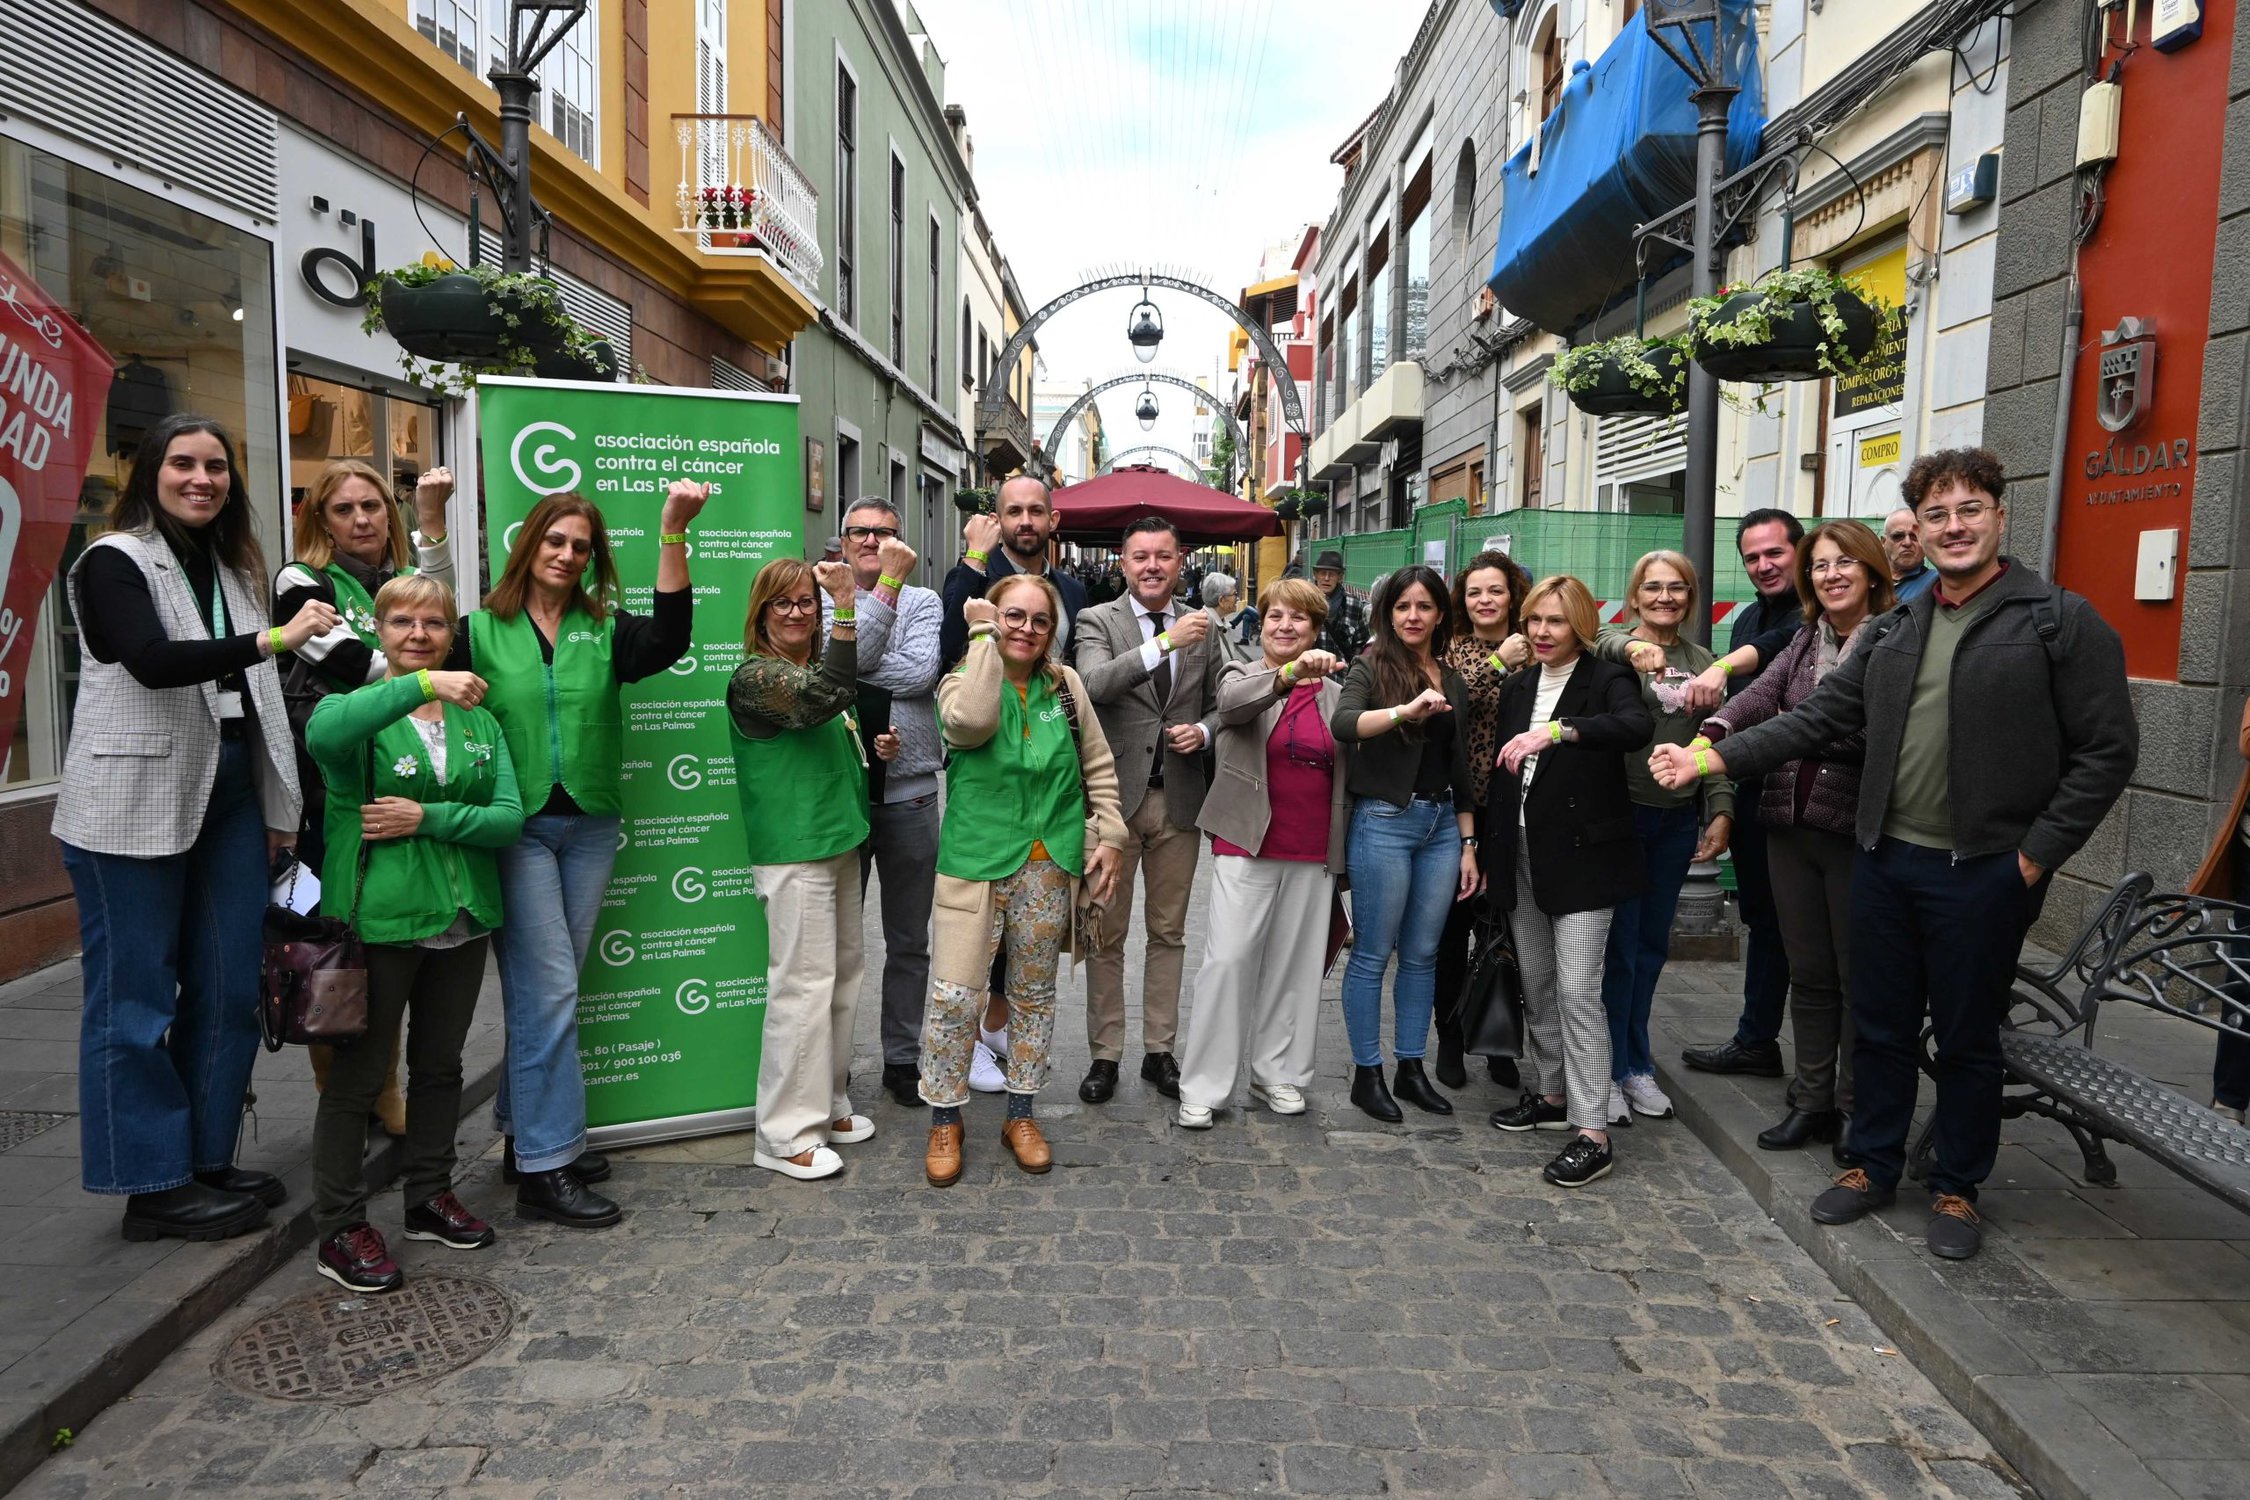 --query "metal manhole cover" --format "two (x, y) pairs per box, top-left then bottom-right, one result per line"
(0, 1111), (70, 1153)
(214, 1274), (512, 1403)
